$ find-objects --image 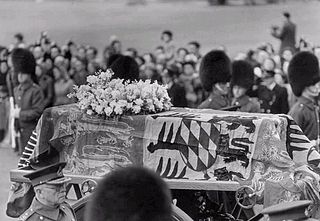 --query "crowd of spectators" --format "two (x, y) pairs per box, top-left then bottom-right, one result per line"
(0, 28), (319, 151)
